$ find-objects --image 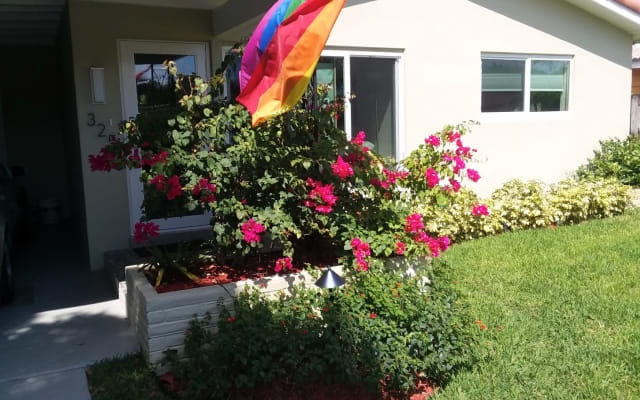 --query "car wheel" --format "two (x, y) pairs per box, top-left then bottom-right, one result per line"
(0, 242), (14, 305)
